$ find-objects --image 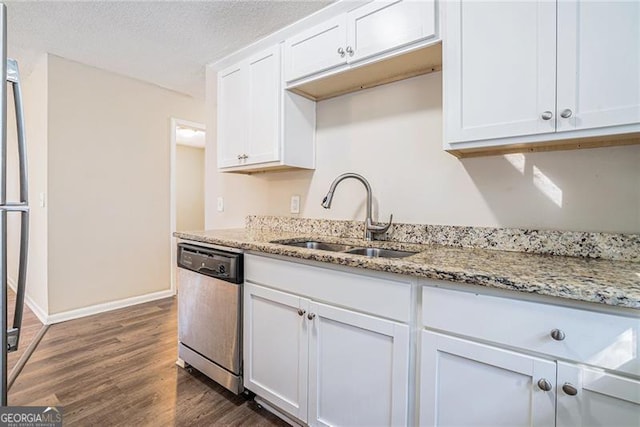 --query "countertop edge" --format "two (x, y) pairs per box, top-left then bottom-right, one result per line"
(174, 231), (640, 311)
